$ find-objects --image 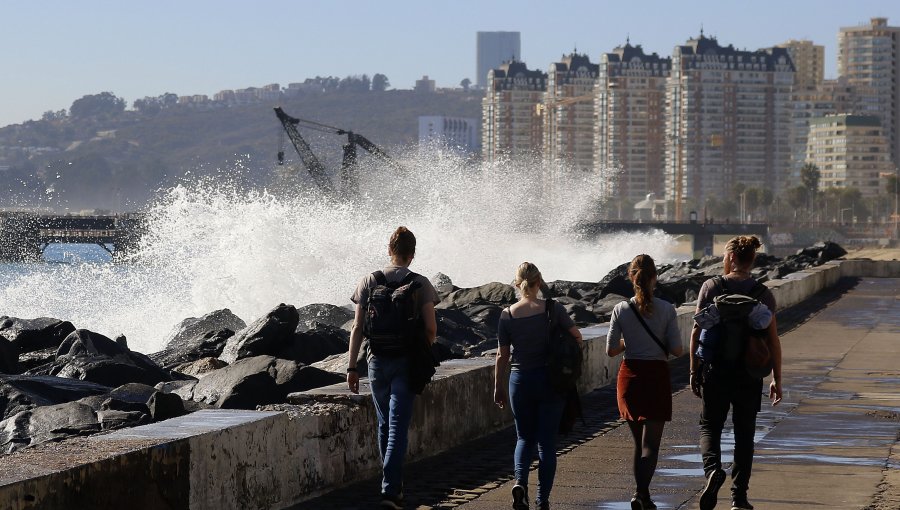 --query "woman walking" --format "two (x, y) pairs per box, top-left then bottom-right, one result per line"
(607, 254), (683, 510)
(494, 262), (583, 510)
(690, 236), (783, 510)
